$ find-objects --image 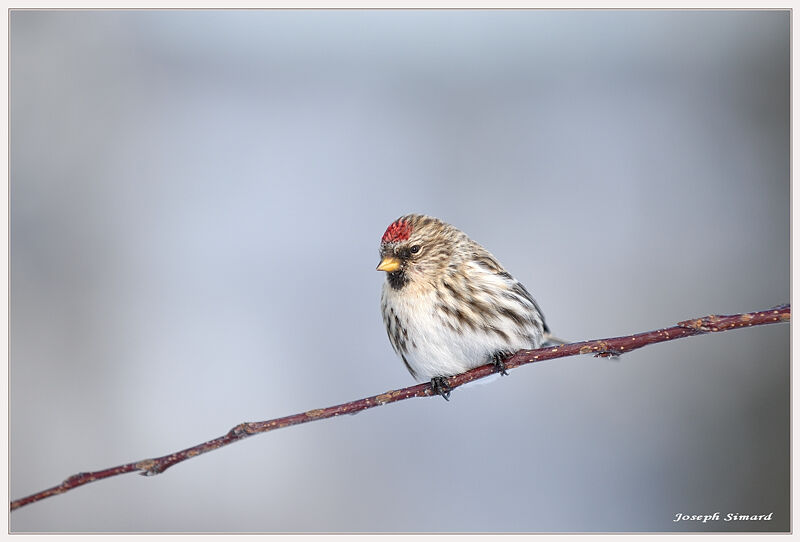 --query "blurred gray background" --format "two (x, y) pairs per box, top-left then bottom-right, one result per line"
(10, 10), (789, 532)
